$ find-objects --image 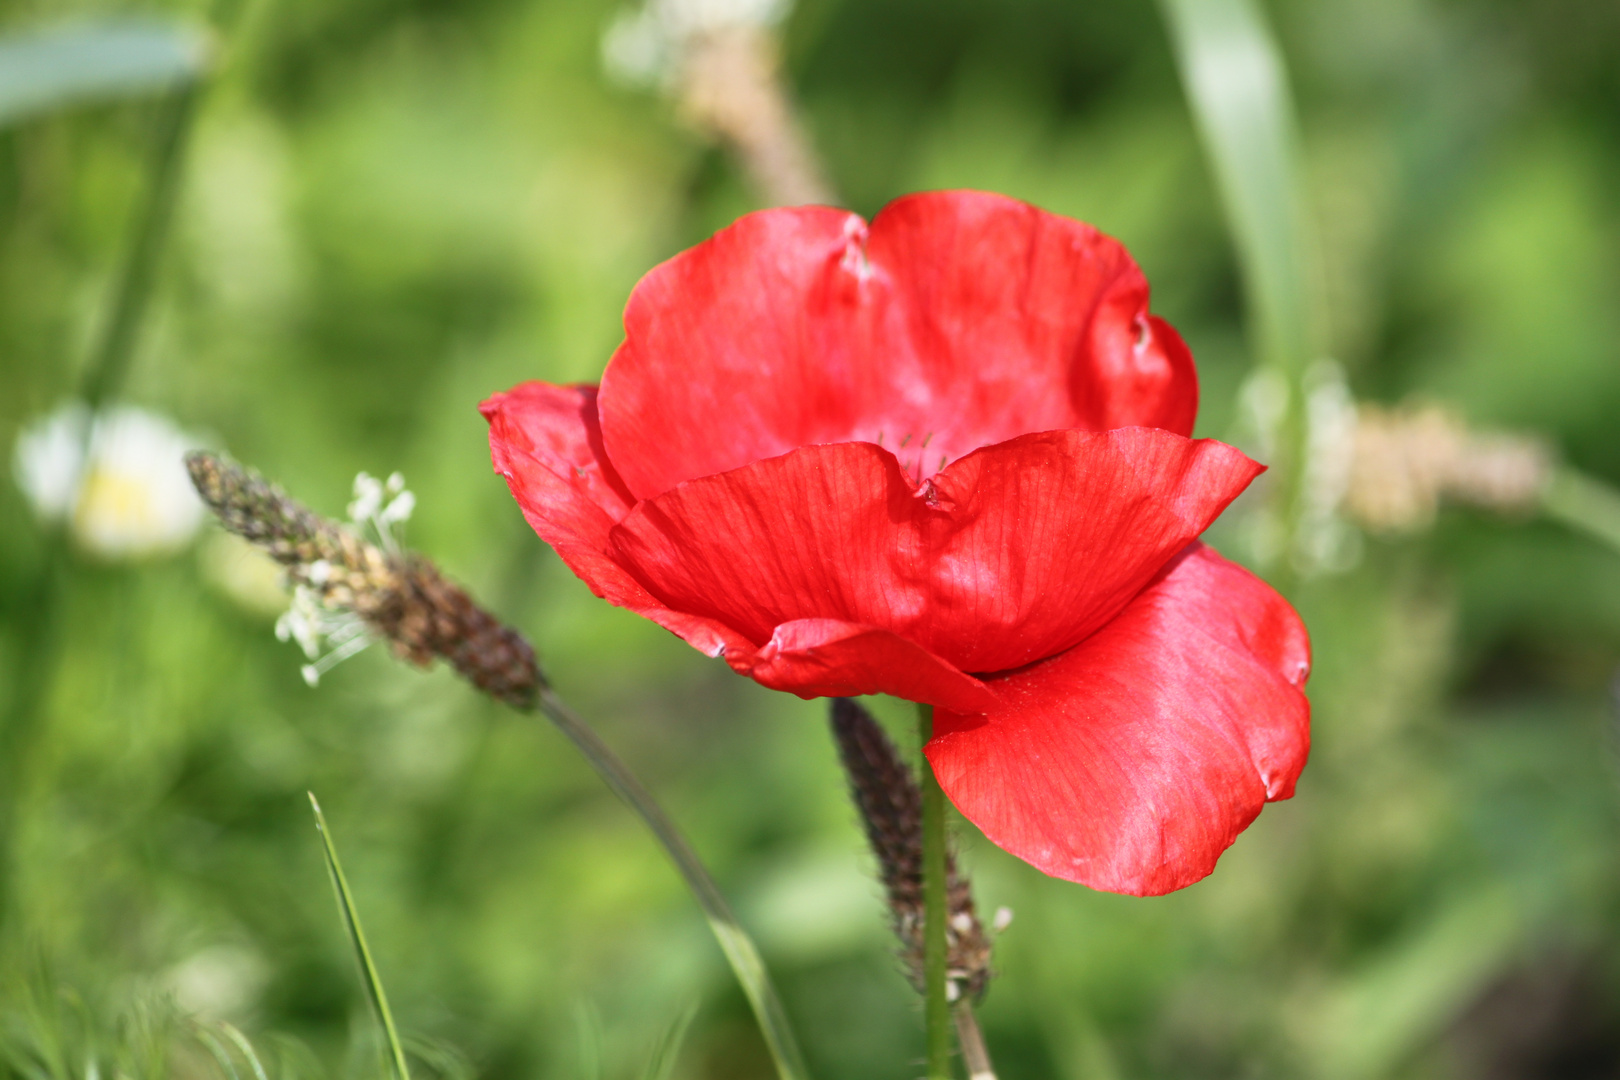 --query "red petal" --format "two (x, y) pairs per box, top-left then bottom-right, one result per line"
(482, 382), (634, 536)
(608, 430), (1260, 674)
(925, 544), (1311, 896)
(482, 381), (751, 660)
(599, 191), (1198, 500)
(729, 619), (998, 713)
